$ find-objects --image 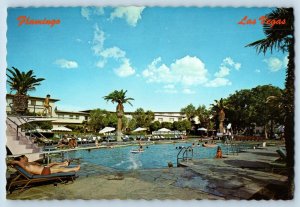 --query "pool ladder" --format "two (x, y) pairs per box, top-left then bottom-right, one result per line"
(176, 146), (194, 167)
